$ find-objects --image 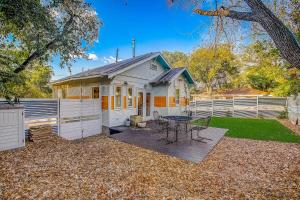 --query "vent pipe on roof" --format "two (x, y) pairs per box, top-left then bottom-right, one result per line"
(132, 37), (136, 58)
(116, 48), (119, 62)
